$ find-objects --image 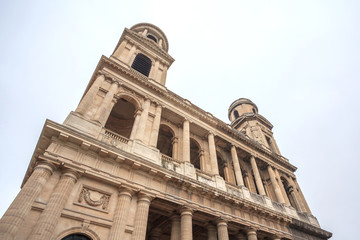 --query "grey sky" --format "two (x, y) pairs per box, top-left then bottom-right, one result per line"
(1, 1), (359, 239)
